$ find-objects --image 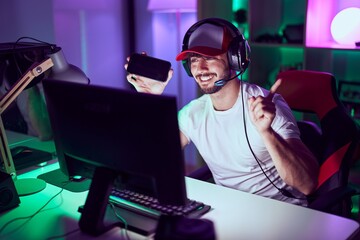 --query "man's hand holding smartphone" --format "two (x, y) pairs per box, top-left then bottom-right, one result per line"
(125, 53), (173, 95)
